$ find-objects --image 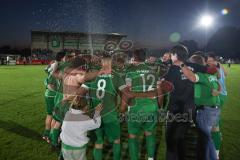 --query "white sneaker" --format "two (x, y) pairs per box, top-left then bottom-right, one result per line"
(216, 150), (220, 160)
